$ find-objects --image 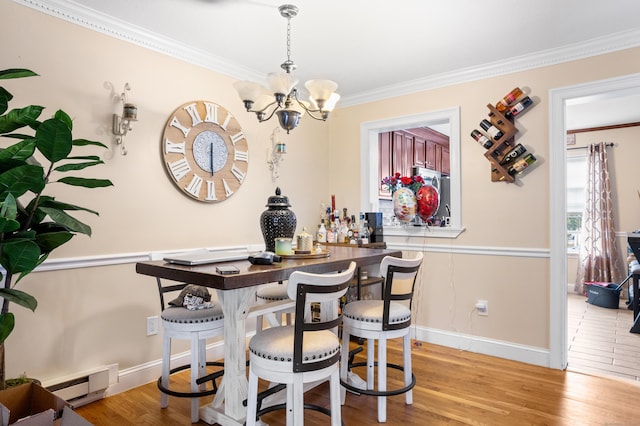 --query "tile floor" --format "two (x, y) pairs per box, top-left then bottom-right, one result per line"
(567, 292), (640, 381)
